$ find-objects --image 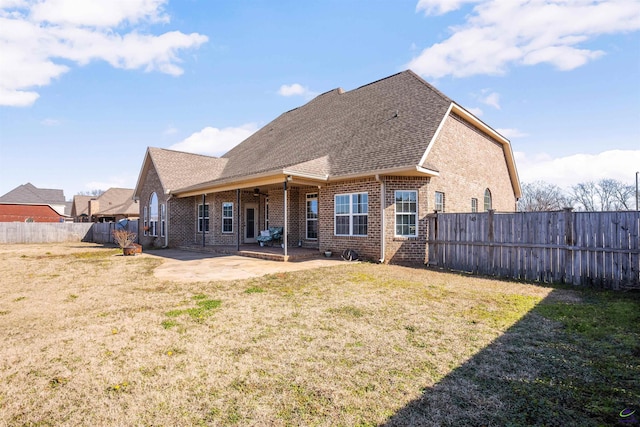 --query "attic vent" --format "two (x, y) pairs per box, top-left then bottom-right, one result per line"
(337, 88), (345, 95)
